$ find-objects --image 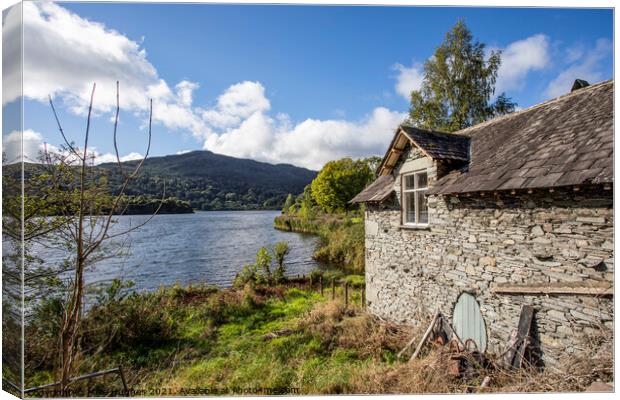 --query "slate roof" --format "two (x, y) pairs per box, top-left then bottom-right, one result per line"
(429, 79), (613, 195)
(350, 175), (394, 203)
(400, 126), (470, 162)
